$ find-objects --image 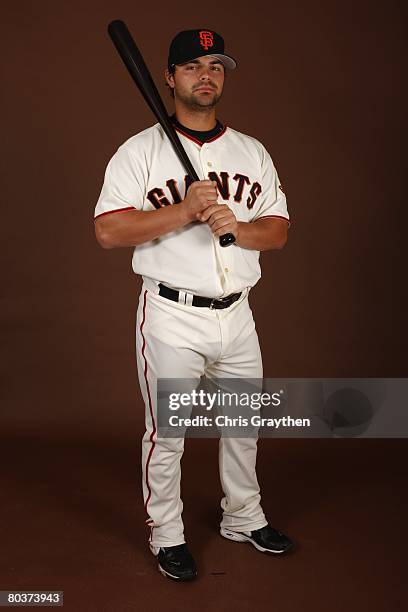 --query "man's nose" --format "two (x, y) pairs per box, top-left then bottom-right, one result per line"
(199, 67), (211, 80)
